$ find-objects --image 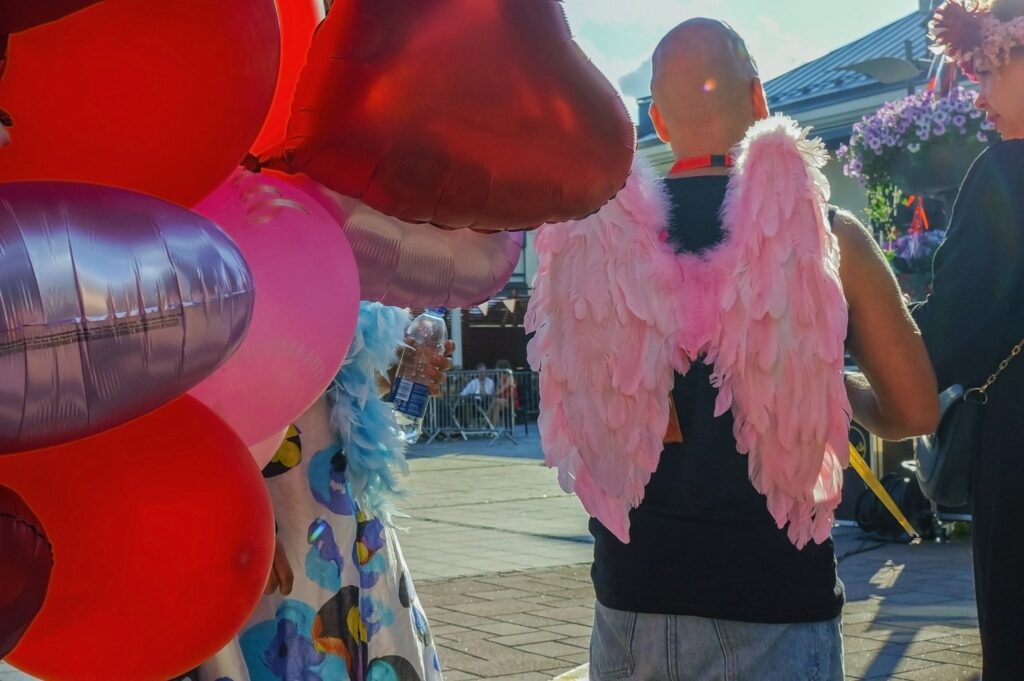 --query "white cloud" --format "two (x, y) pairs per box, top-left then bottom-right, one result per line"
(618, 59), (653, 99)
